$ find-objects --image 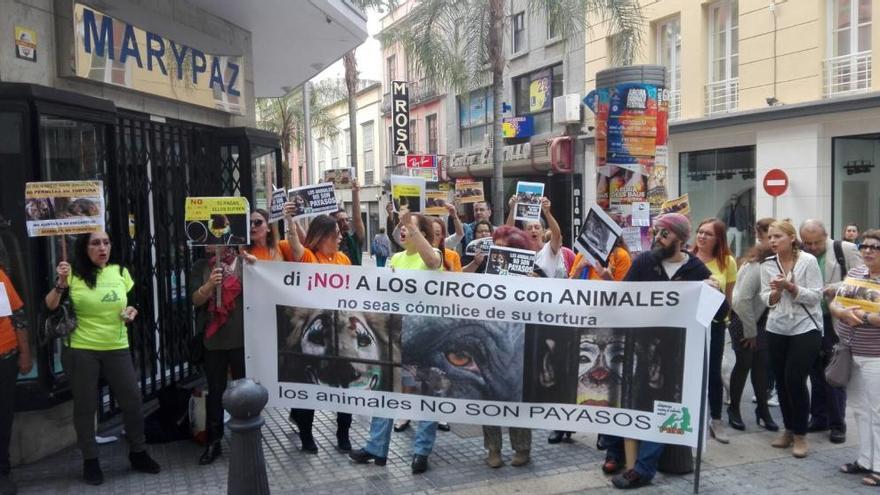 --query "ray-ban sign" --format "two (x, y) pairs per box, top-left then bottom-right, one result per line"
(392, 81), (410, 156)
